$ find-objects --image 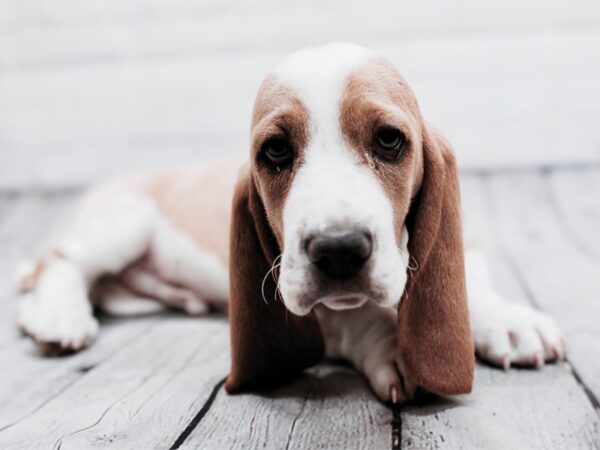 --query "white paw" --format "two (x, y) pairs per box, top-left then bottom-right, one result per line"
(472, 300), (565, 369)
(362, 337), (416, 404)
(18, 293), (99, 354)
